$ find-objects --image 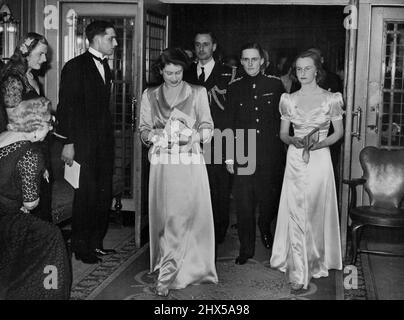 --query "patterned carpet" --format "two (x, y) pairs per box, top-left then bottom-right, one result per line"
(342, 239), (376, 300)
(70, 236), (138, 300)
(69, 230), (369, 300)
(123, 255), (310, 300)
